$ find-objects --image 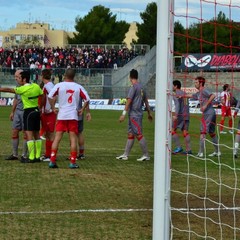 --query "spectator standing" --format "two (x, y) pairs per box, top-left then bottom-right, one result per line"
(0, 46), (141, 72)
(48, 68), (90, 169)
(30, 61), (37, 82)
(116, 69), (153, 161)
